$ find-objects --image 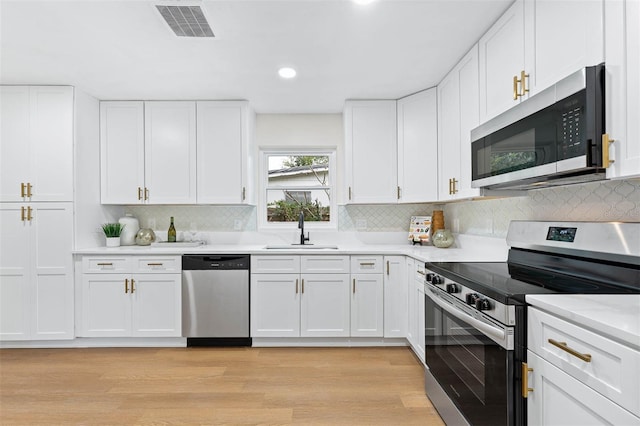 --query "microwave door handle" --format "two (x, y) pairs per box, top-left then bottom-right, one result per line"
(426, 288), (506, 343)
